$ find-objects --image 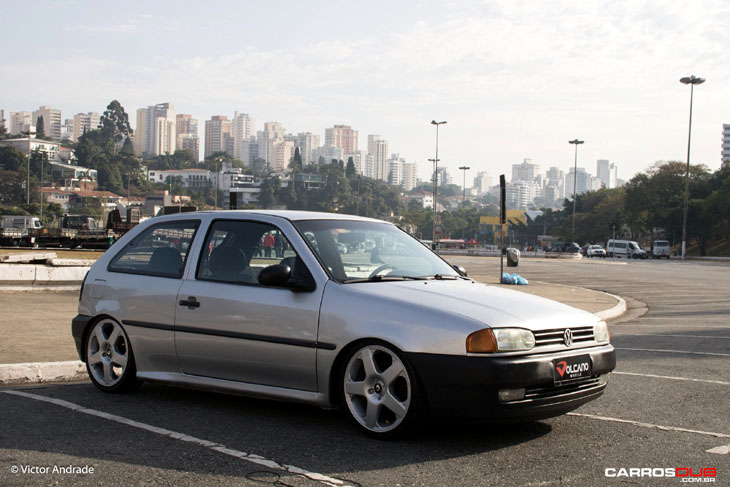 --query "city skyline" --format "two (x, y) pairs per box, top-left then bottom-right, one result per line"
(3, 1), (730, 184)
